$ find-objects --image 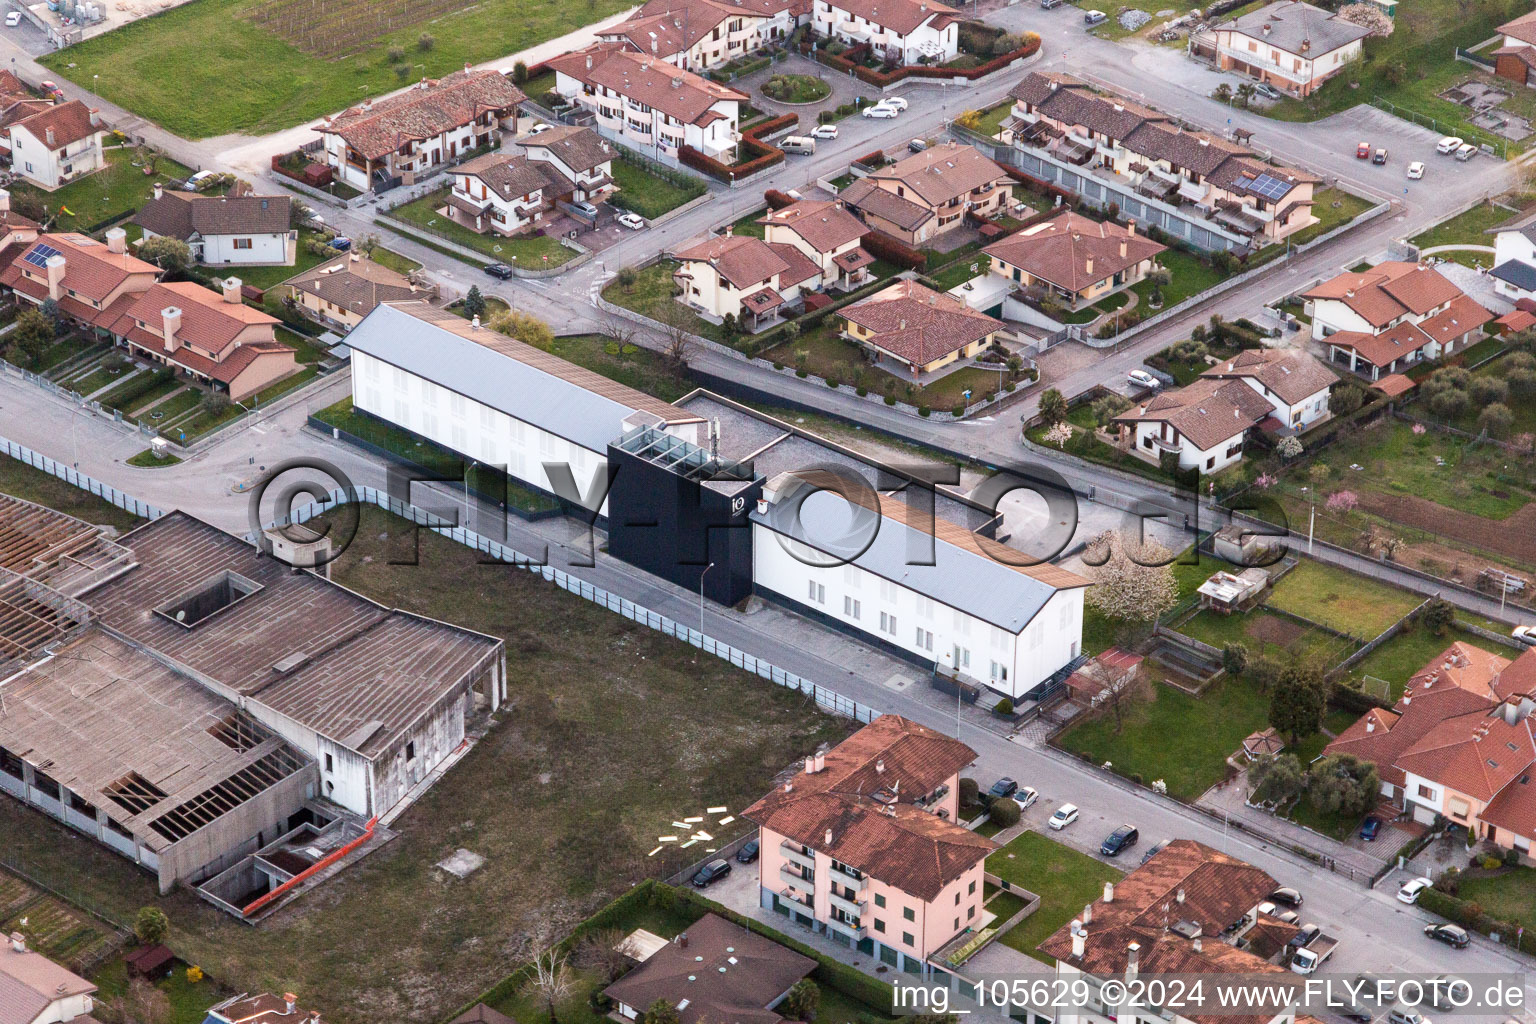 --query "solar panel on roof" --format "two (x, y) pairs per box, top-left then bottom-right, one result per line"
(23, 242), (61, 268)
(1246, 173), (1291, 201)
